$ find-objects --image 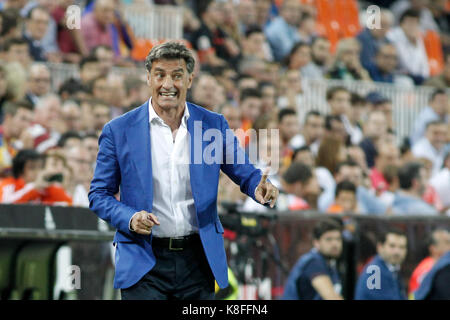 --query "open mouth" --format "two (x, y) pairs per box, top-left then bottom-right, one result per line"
(159, 92), (177, 98)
